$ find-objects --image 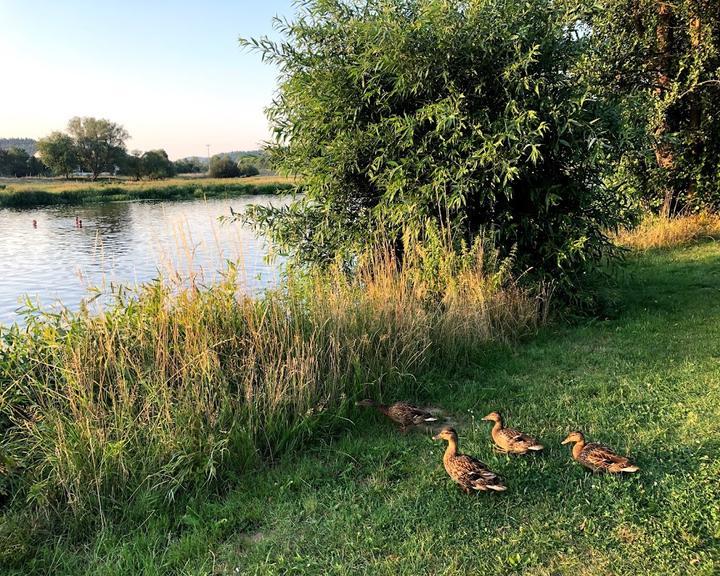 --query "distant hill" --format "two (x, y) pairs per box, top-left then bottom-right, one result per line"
(0, 138), (38, 155)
